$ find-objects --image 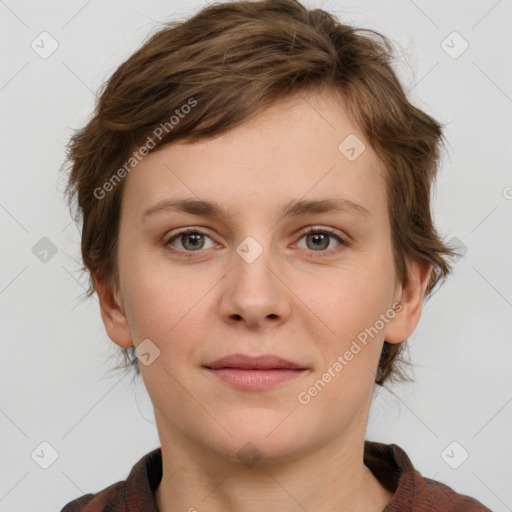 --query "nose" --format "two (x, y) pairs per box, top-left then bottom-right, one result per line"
(219, 238), (292, 329)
